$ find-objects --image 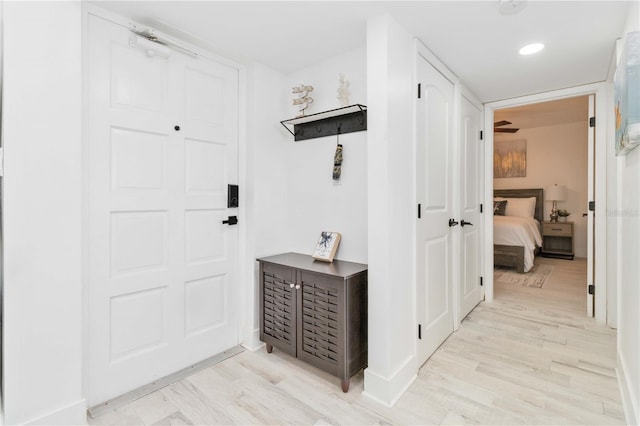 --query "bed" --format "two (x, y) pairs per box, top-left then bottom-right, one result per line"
(493, 188), (544, 273)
